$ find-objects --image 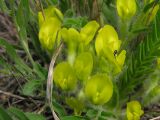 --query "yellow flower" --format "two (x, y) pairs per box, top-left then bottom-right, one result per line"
(116, 0), (137, 20)
(80, 21), (100, 45)
(38, 7), (63, 51)
(39, 18), (61, 51)
(95, 25), (121, 56)
(84, 74), (113, 105)
(53, 62), (77, 91)
(127, 101), (144, 120)
(95, 25), (126, 74)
